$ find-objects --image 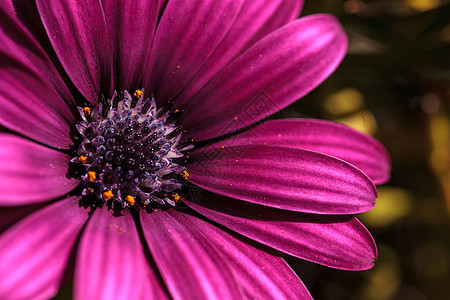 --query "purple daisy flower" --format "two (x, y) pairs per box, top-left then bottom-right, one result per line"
(0, 0), (391, 299)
